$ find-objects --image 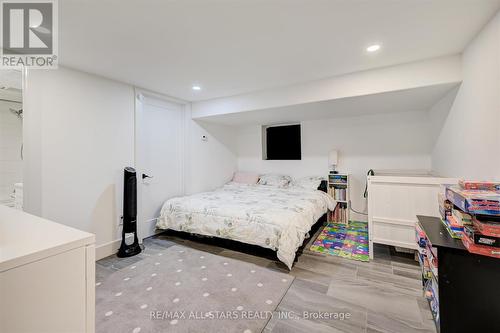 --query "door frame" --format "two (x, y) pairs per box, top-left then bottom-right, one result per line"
(134, 88), (188, 242)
